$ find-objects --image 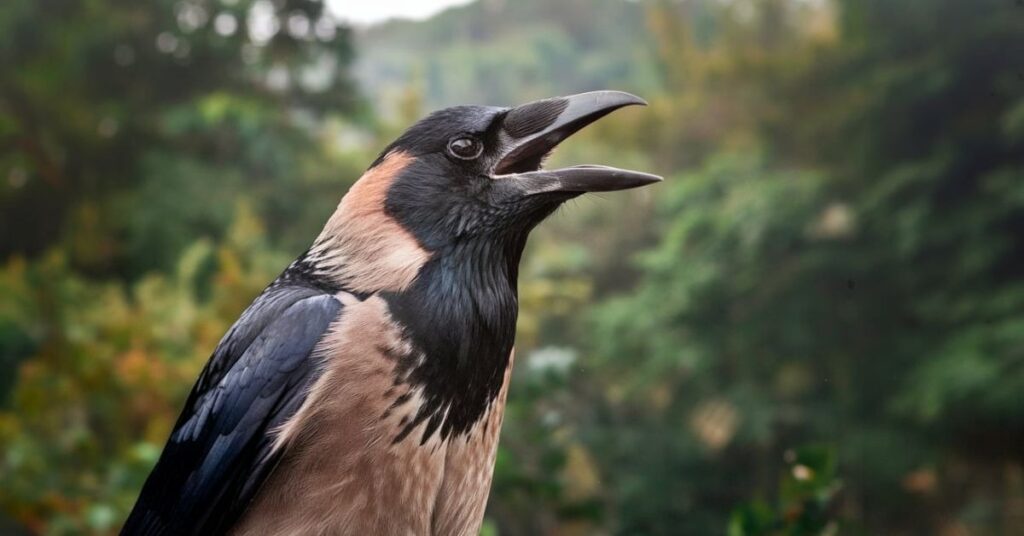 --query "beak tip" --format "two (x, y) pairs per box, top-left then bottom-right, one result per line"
(561, 90), (648, 118)
(595, 90), (647, 108)
(613, 168), (663, 190)
(632, 171), (664, 188)
(617, 90), (648, 107)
